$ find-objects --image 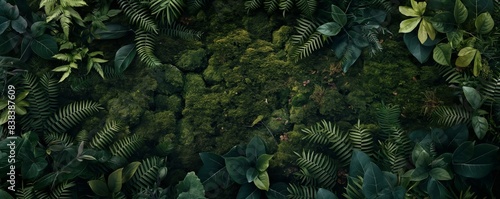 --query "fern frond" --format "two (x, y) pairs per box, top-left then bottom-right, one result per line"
(49, 181), (76, 199)
(287, 184), (317, 199)
(342, 176), (364, 199)
(349, 120), (373, 157)
(128, 156), (165, 192)
(135, 30), (162, 68)
(296, 0), (316, 17)
(480, 73), (500, 105)
(149, 0), (185, 25)
(294, 150), (337, 189)
(378, 140), (407, 173)
(369, 0), (396, 13)
(438, 65), (472, 85)
(110, 134), (143, 158)
(291, 18), (319, 45)
(244, 0), (263, 12)
(375, 103), (401, 140)
(160, 23), (203, 40)
(264, 0), (279, 13)
(40, 73), (59, 113)
(279, 0), (294, 16)
(20, 73), (52, 132)
(44, 132), (74, 147)
(45, 101), (103, 134)
(433, 105), (470, 127)
(302, 120), (352, 166)
(16, 186), (36, 199)
(90, 120), (122, 150)
(186, 0), (208, 13)
(118, 0), (158, 34)
(291, 32), (325, 61)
